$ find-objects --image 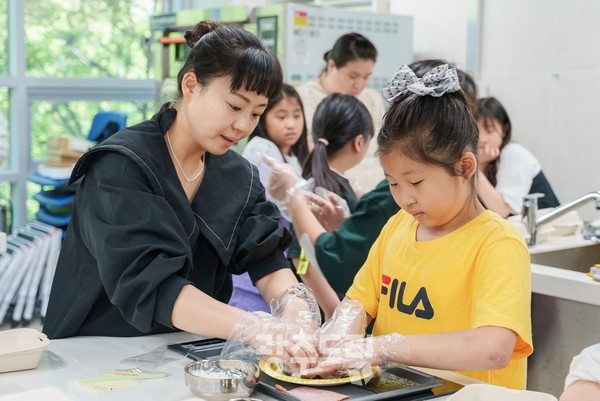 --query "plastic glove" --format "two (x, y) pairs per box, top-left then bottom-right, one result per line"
(262, 155), (314, 221)
(263, 154), (302, 203)
(270, 283), (322, 334)
(316, 298), (368, 355)
(309, 187), (351, 232)
(302, 333), (409, 378)
(221, 311), (318, 373)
